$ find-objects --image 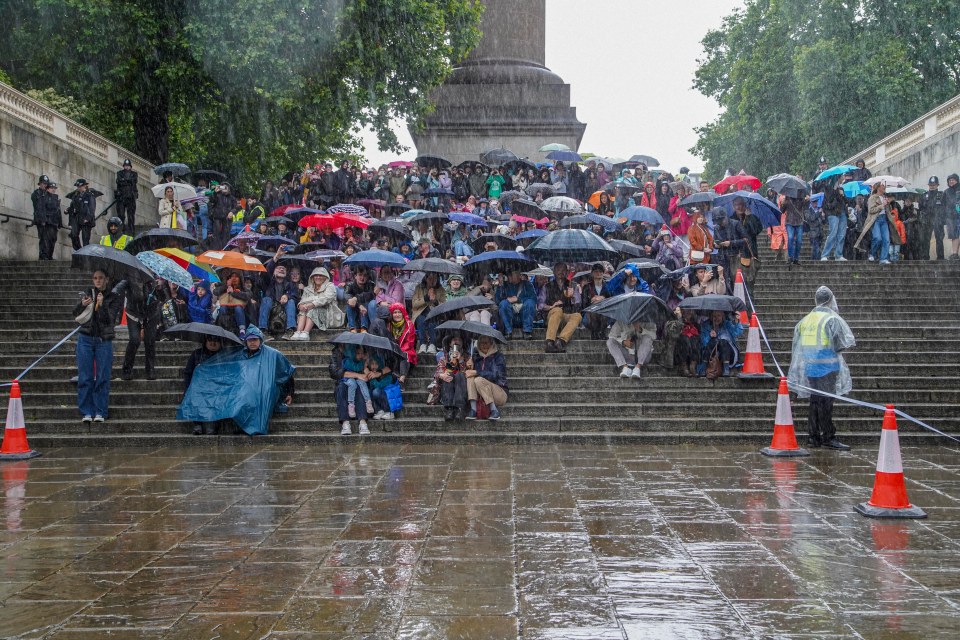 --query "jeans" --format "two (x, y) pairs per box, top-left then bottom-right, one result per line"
(344, 377), (371, 405)
(414, 314), (437, 347)
(196, 212), (210, 240)
(822, 215), (845, 258)
(259, 296), (297, 329)
(76, 334), (113, 417)
(336, 379), (369, 422)
(786, 225), (803, 262)
(498, 299), (535, 335)
(871, 216), (890, 262)
(345, 304), (368, 330)
(809, 234), (822, 260)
